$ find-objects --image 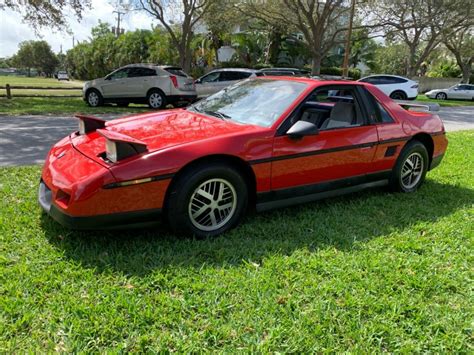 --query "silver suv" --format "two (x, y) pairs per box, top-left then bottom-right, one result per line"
(83, 64), (197, 109)
(194, 68), (260, 98)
